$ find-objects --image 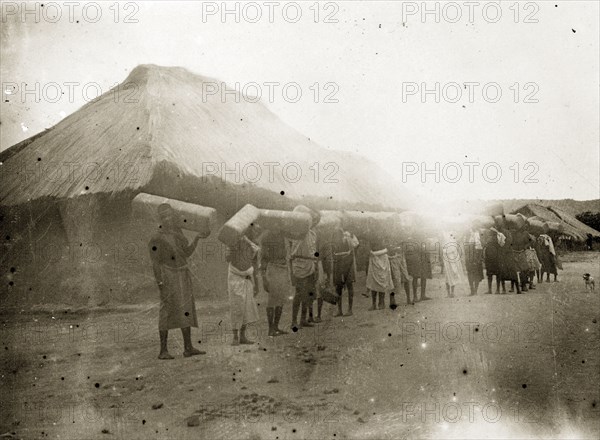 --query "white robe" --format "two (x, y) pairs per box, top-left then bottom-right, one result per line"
(442, 232), (464, 287)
